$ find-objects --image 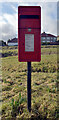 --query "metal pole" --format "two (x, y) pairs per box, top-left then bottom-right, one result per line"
(27, 62), (31, 112)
